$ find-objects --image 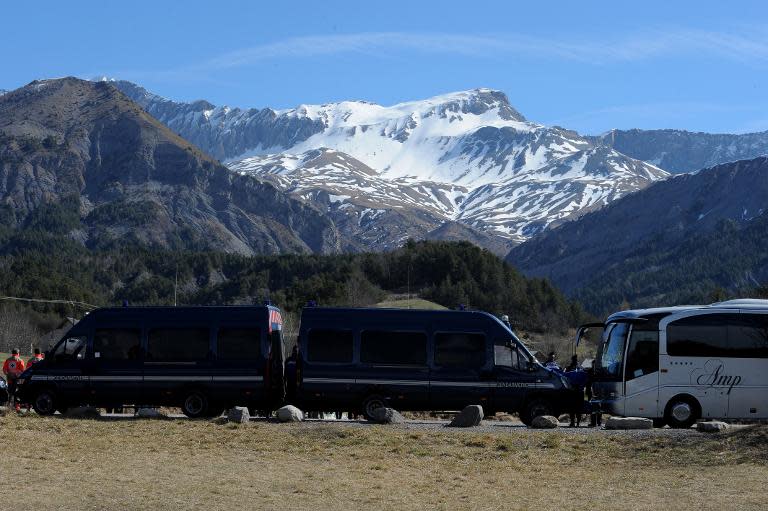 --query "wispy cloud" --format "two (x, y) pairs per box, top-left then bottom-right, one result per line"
(192, 27), (768, 72)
